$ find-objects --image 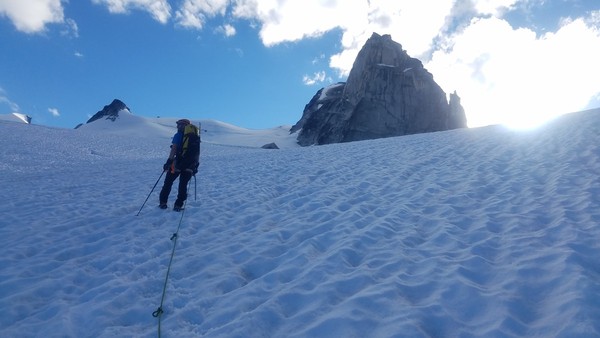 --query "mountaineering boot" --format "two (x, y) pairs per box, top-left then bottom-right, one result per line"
(159, 204), (168, 209)
(173, 205), (184, 212)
